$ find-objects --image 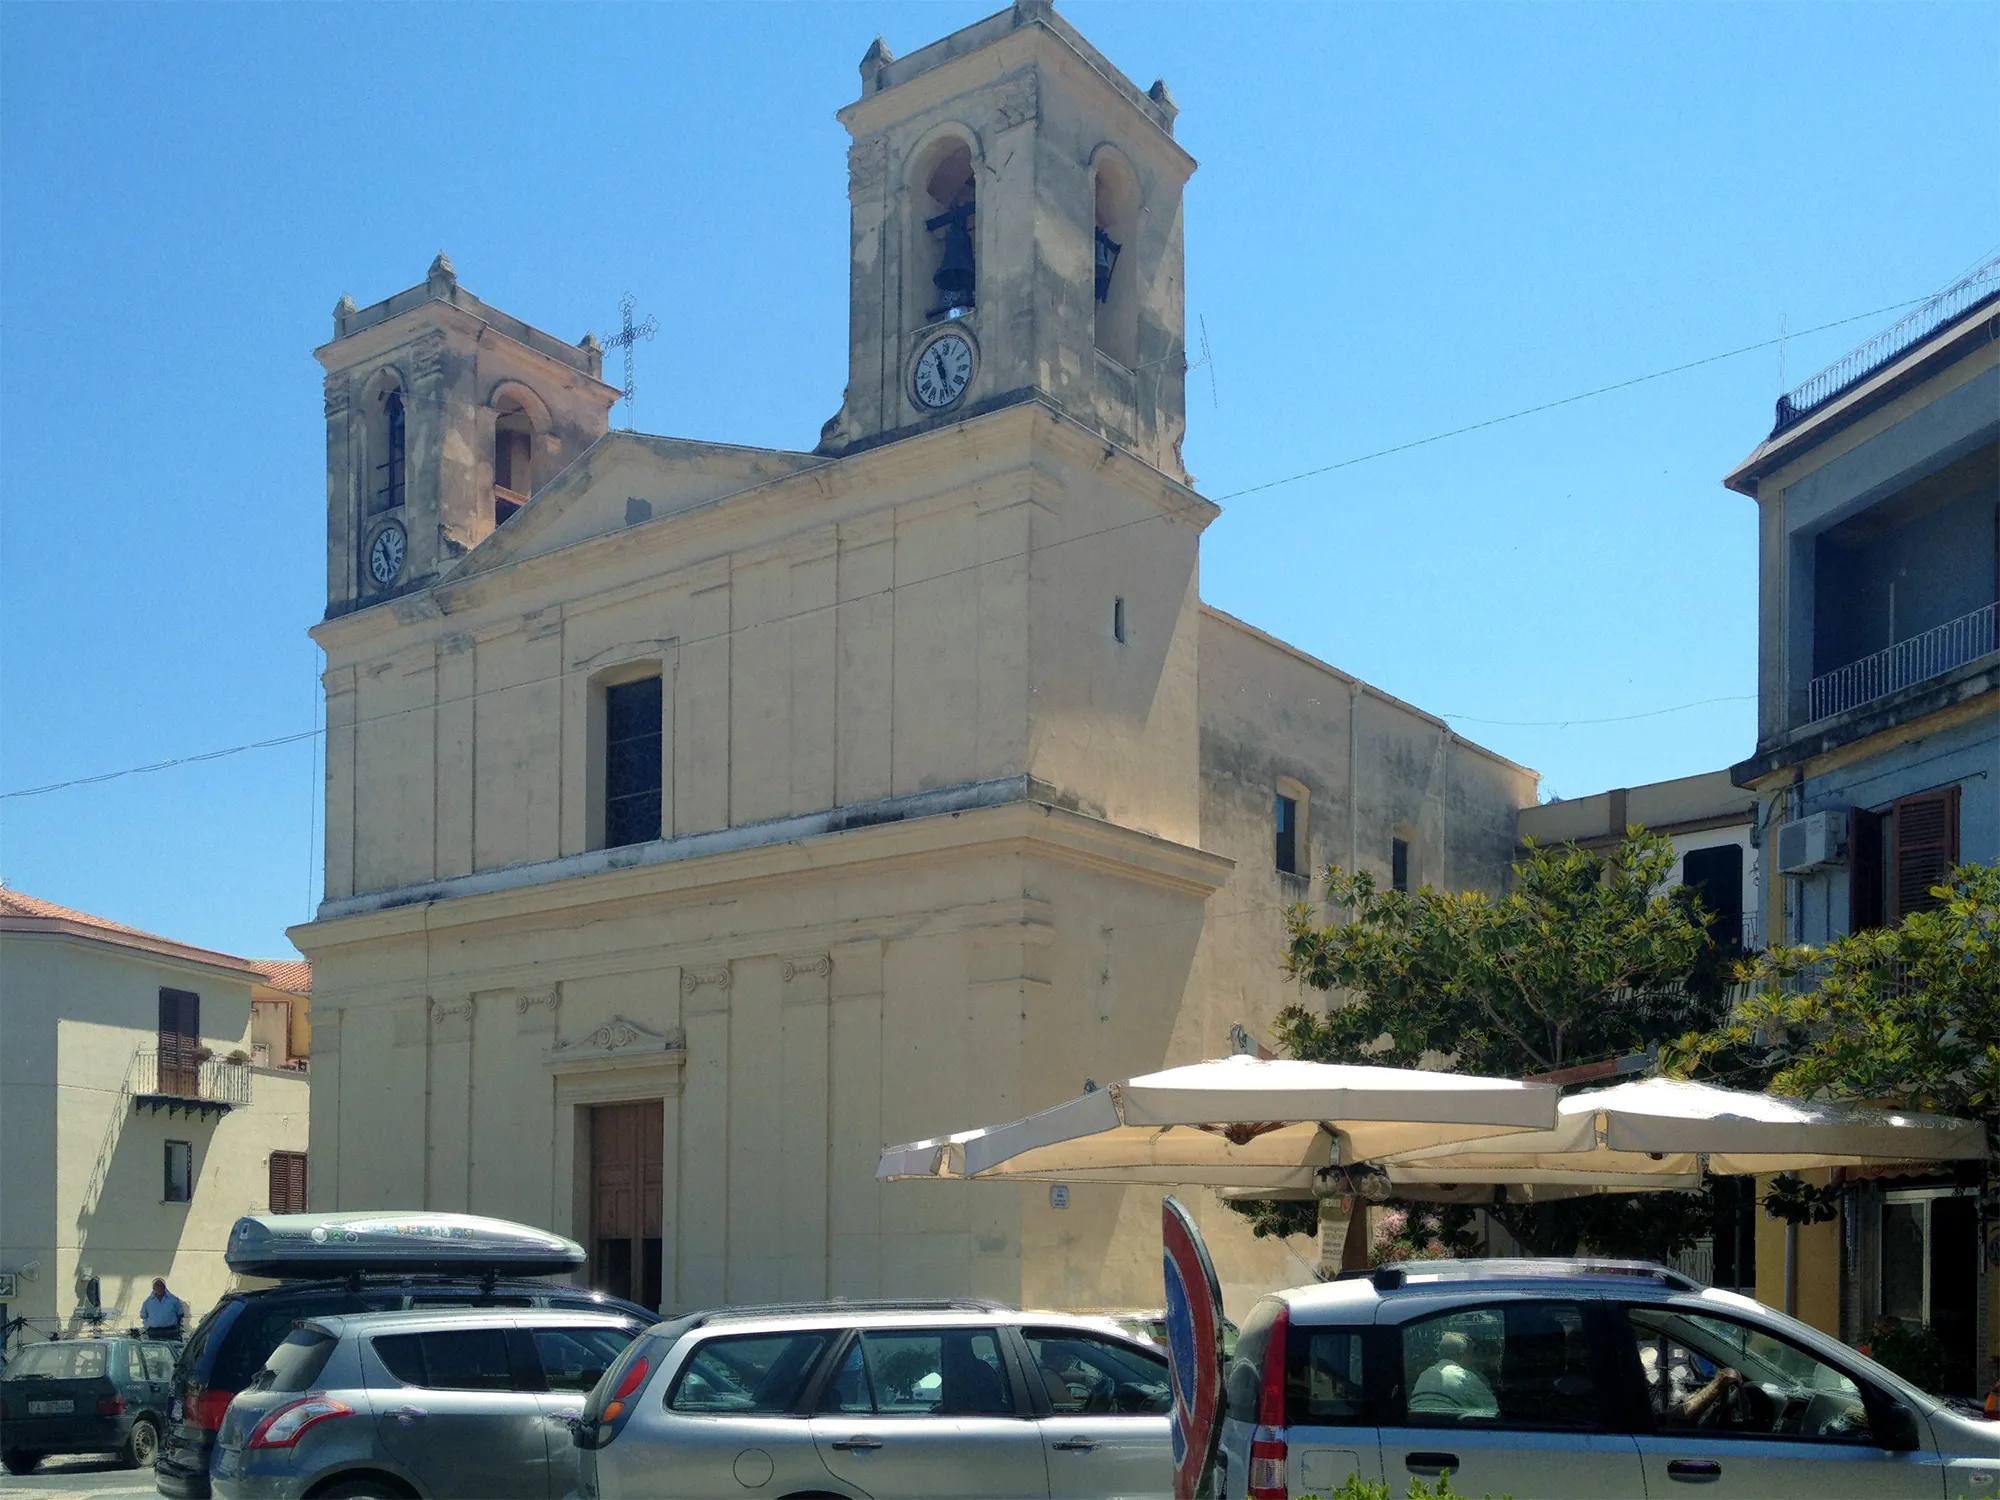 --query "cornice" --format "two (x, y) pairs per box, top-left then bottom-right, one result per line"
(290, 784), (1231, 955)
